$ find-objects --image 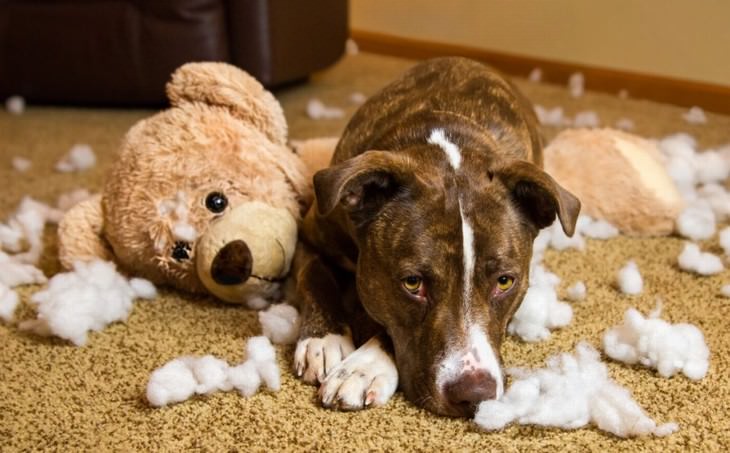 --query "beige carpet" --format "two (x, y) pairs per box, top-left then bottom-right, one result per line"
(1, 53), (729, 451)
